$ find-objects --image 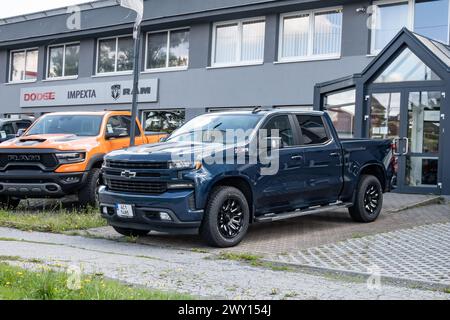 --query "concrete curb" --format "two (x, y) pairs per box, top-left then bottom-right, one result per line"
(386, 196), (445, 213)
(261, 259), (450, 292)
